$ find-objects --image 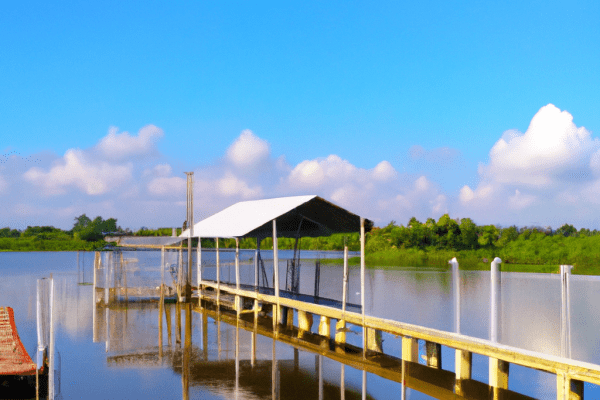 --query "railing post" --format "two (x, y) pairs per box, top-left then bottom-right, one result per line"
(402, 336), (418, 362)
(560, 265), (573, 358)
(425, 341), (441, 369)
